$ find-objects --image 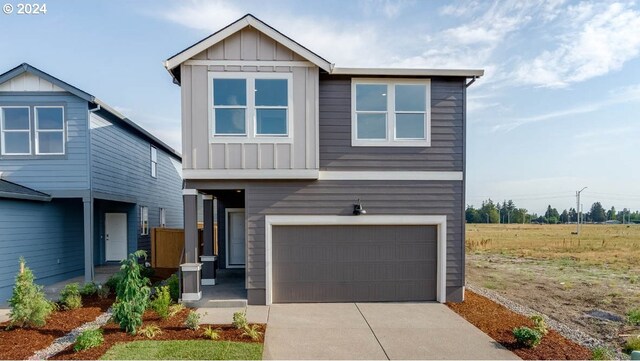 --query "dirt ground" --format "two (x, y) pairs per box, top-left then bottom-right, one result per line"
(466, 224), (640, 352)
